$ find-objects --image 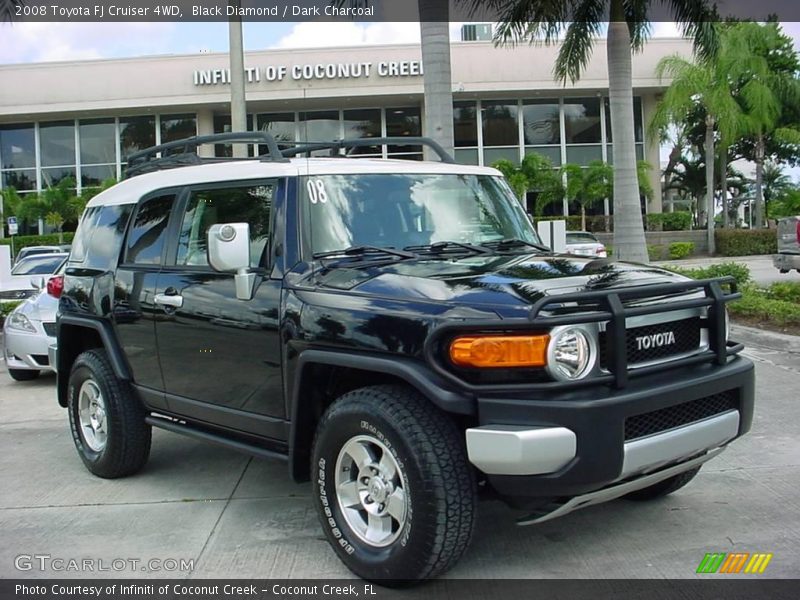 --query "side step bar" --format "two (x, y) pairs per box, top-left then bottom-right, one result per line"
(516, 446), (726, 526)
(145, 415), (288, 462)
